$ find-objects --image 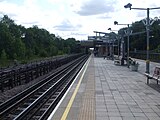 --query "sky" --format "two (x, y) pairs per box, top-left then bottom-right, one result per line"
(0, 0), (160, 40)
